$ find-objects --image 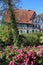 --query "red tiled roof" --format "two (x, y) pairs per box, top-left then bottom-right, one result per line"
(4, 9), (34, 24)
